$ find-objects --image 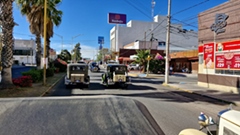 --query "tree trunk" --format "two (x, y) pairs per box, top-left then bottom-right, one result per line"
(35, 34), (41, 69)
(0, 0), (15, 88)
(1, 66), (14, 89)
